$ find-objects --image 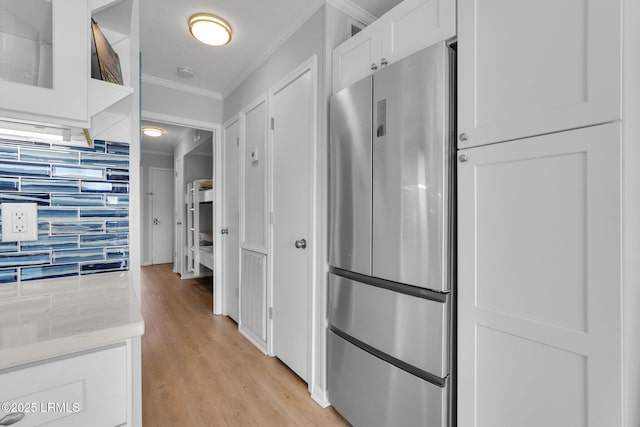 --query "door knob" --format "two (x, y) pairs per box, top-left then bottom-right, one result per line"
(294, 239), (307, 249)
(221, 228), (229, 235)
(370, 63), (378, 71)
(153, 218), (160, 225)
